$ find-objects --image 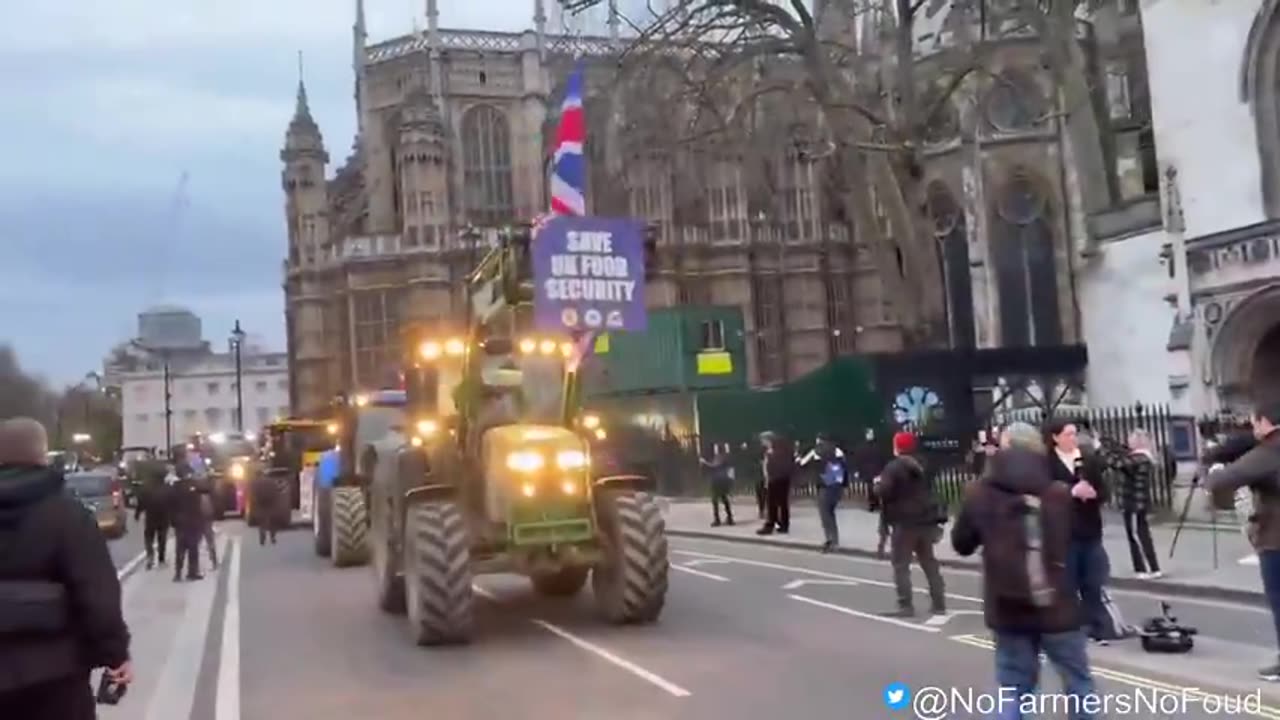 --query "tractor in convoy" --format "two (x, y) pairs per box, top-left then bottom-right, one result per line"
(313, 390), (406, 567)
(356, 222), (667, 646)
(255, 418), (336, 528)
